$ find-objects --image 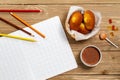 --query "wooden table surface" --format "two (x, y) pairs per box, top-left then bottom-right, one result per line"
(0, 0), (120, 80)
